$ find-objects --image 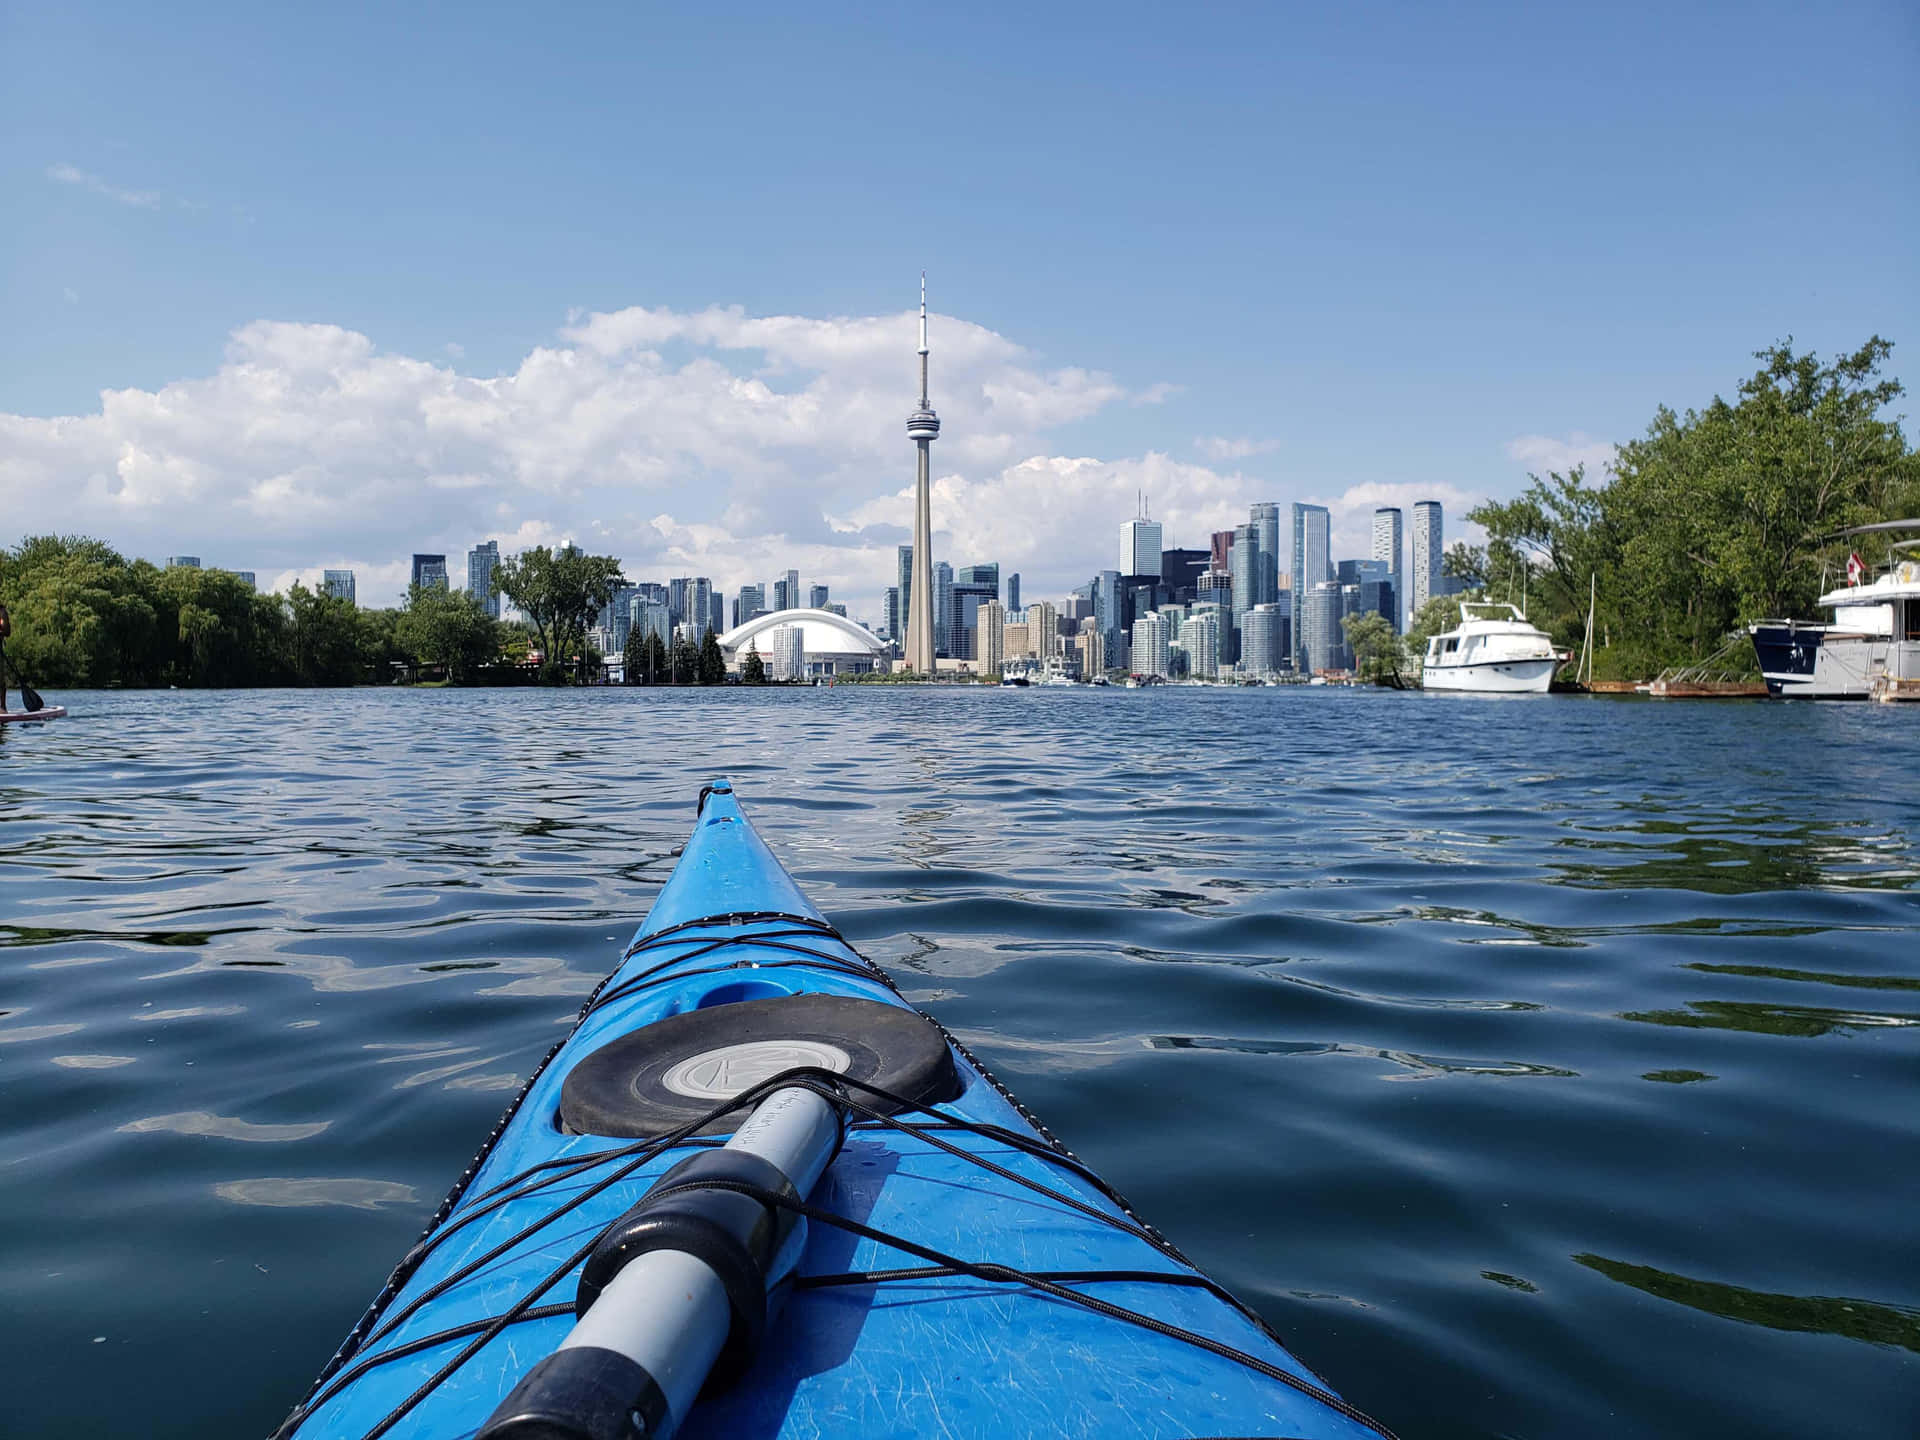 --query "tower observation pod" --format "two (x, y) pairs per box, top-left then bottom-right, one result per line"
(904, 275), (940, 674)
